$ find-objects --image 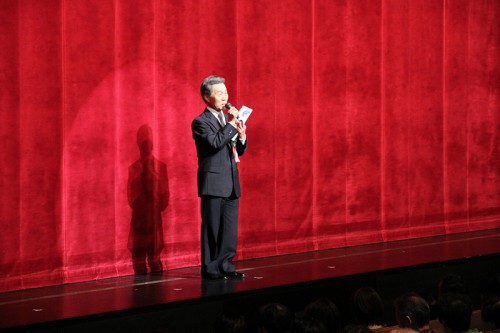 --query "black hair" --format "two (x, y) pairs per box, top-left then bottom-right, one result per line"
(200, 75), (225, 103)
(304, 297), (342, 333)
(437, 293), (473, 333)
(255, 303), (292, 333)
(394, 293), (430, 330)
(349, 287), (385, 326)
